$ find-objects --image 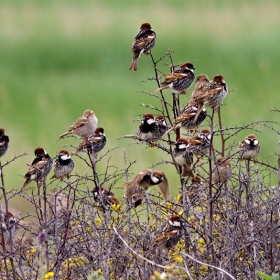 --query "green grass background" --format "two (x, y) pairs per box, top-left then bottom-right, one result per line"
(1, 0), (280, 211)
